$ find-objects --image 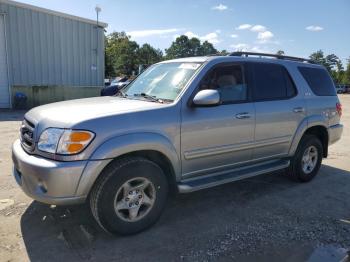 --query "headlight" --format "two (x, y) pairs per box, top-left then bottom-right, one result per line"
(38, 128), (95, 155)
(38, 128), (64, 153)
